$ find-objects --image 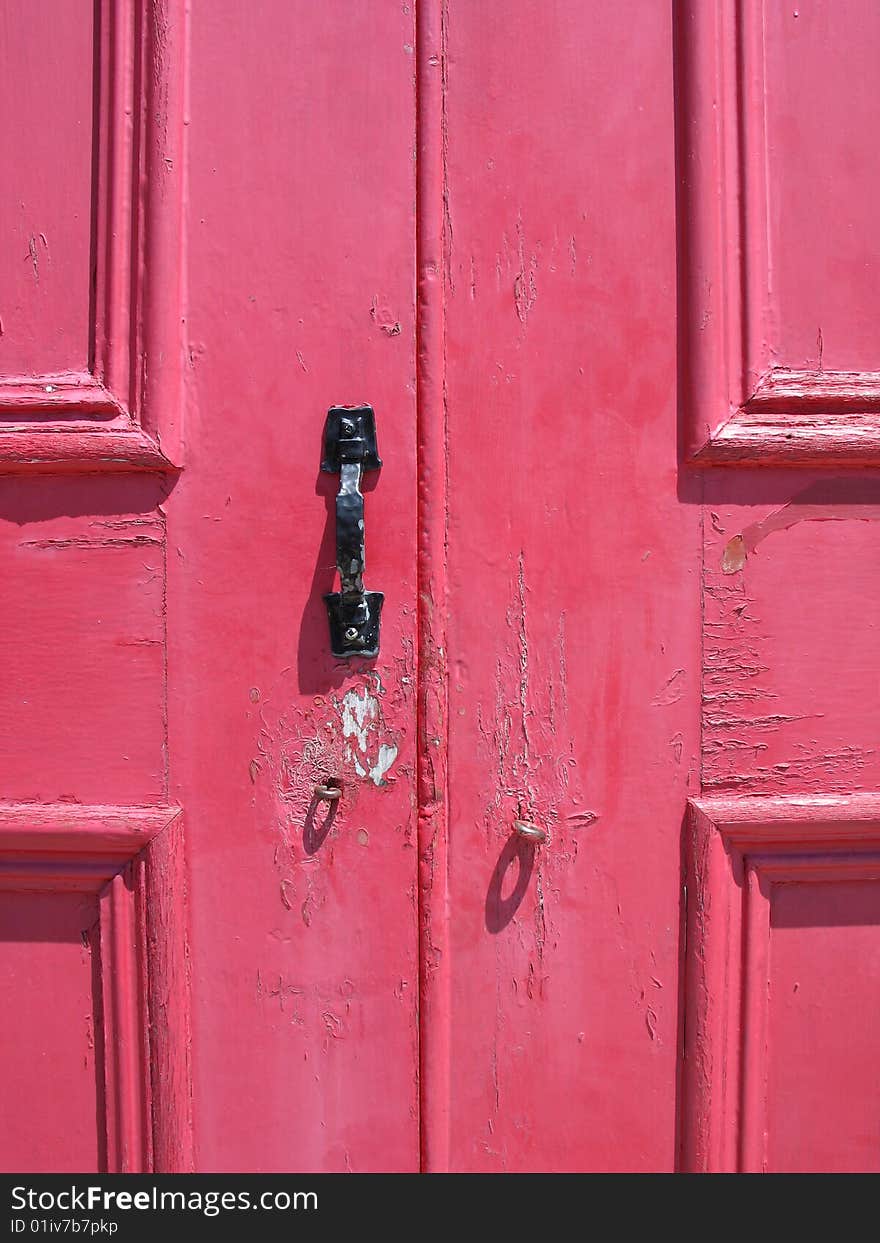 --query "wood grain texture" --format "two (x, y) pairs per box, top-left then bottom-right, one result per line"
(749, 371), (880, 412)
(691, 793), (880, 840)
(0, 376), (125, 416)
(693, 410), (880, 466)
(0, 424), (173, 472)
(100, 866), (150, 1173)
(0, 802), (178, 862)
(701, 473), (880, 797)
(142, 812), (194, 1172)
